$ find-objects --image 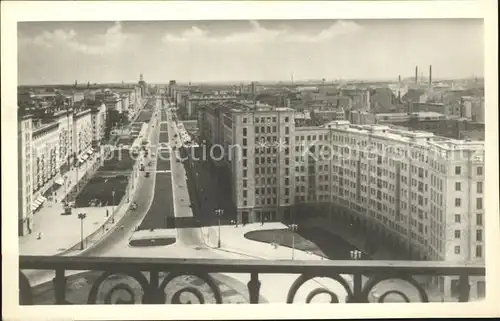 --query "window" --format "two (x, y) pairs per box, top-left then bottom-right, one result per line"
(477, 213), (483, 226)
(477, 166), (483, 175)
(242, 149), (247, 157)
(455, 182), (461, 191)
(477, 198), (483, 210)
(454, 246), (460, 254)
(477, 182), (483, 193)
(455, 198), (461, 207)
(454, 230), (461, 239)
(454, 214), (461, 223)
(243, 190), (247, 198)
(476, 229), (482, 242)
(476, 245), (483, 258)
(455, 166), (461, 175)
(243, 170), (247, 178)
(255, 127), (259, 133)
(243, 159), (247, 167)
(242, 117), (247, 123)
(243, 128), (247, 136)
(285, 117), (289, 122)
(243, 138), (247, 146)
(243, 180), (247, 188)
(285, 127), (289, 134)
